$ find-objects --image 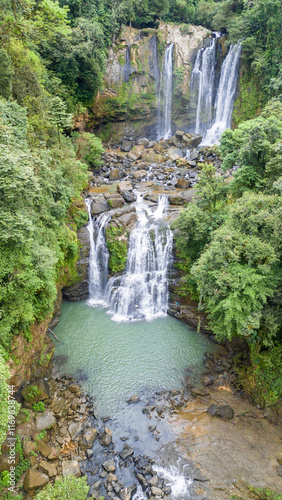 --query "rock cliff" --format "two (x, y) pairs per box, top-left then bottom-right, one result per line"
(80, 23), (211, 142)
